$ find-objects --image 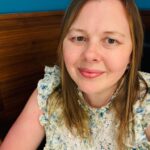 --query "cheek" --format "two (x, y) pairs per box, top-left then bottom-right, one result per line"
(63, 50), (71, 66)
(63, 45), (77, 71)
(63, 41), (71, 65)
(106, 51), (131, 72)
(63, 41), (81, 67)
